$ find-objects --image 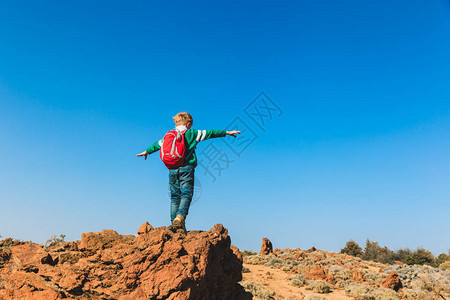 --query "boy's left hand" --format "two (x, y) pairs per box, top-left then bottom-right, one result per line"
(226, 130), (241, 137)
